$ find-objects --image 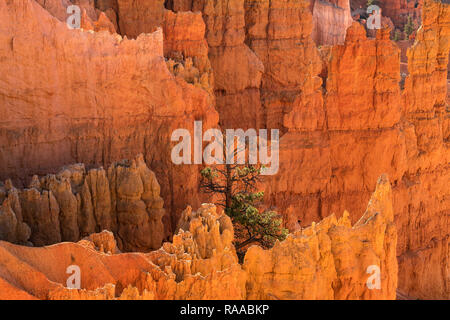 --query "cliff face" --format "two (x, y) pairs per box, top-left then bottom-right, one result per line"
(168, 0), (324, 132)
(231, 0), (342, 131)
(396, 0), (450, 299)
(162, 10), (215, 97)
(245, 175), (398, 300)
(244, 0), (323, 132)
(0, 0), (219, 231)
(311, 0), (354, 45)
(35, 0), (117, 32)
(168, 0), (265, 130)
(0, 175), (397, 300)
(115, 0), (165, 37)
(0, 0), (448, 300)
(265, 1), (449, 299)
(265, 21), (403, 233)
(378, 0), (422, 30)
